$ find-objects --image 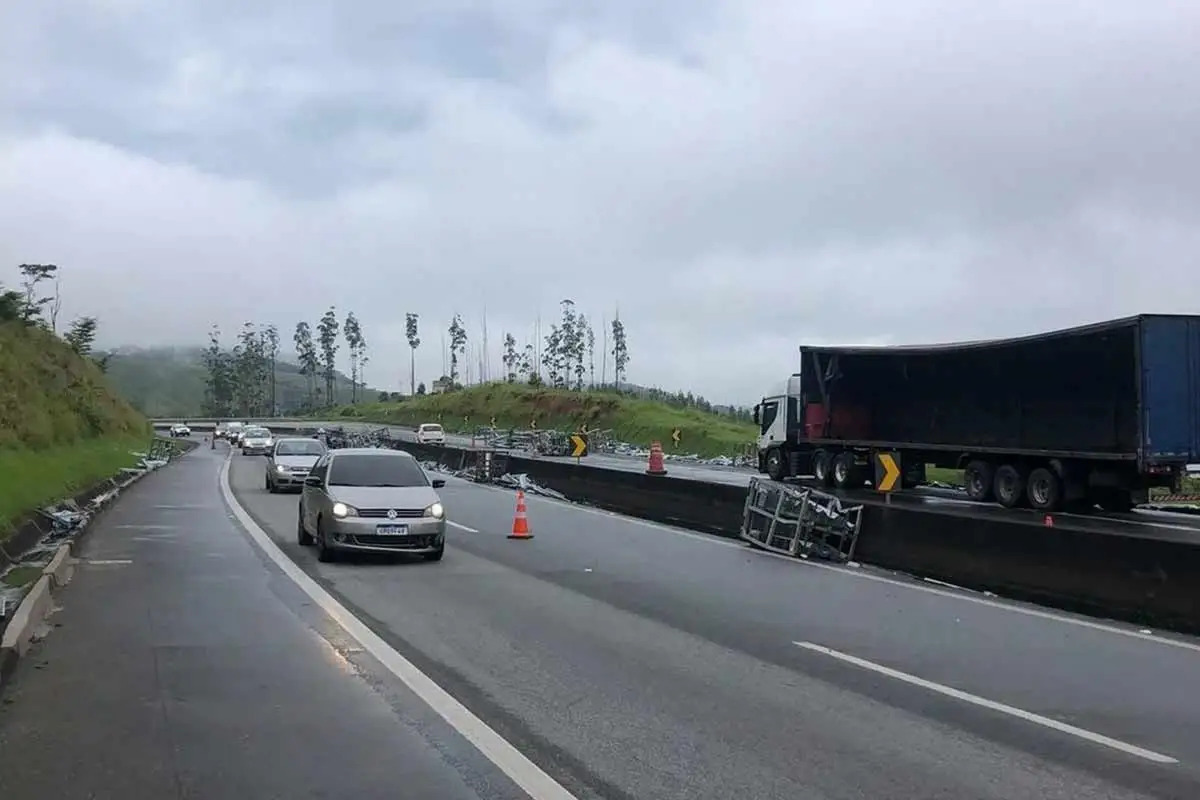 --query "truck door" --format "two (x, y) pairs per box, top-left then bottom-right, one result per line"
(759, 399), (781, 445)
